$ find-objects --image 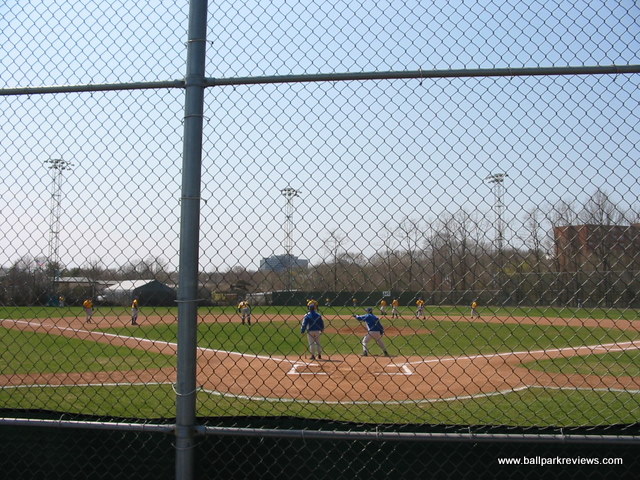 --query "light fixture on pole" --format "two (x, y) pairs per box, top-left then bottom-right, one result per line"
(45, 158), (73, 291)
(485, 173), (507, 255)
(281, 186), (300, 291)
